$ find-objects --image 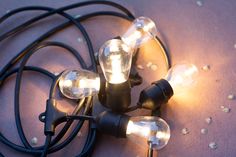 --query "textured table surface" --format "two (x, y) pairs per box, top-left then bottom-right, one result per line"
(0, 0), (236, 157)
